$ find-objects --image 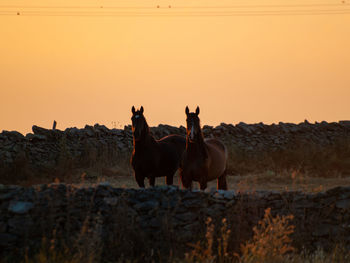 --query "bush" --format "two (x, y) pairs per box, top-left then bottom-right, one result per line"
(240, 208), (295, 263)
